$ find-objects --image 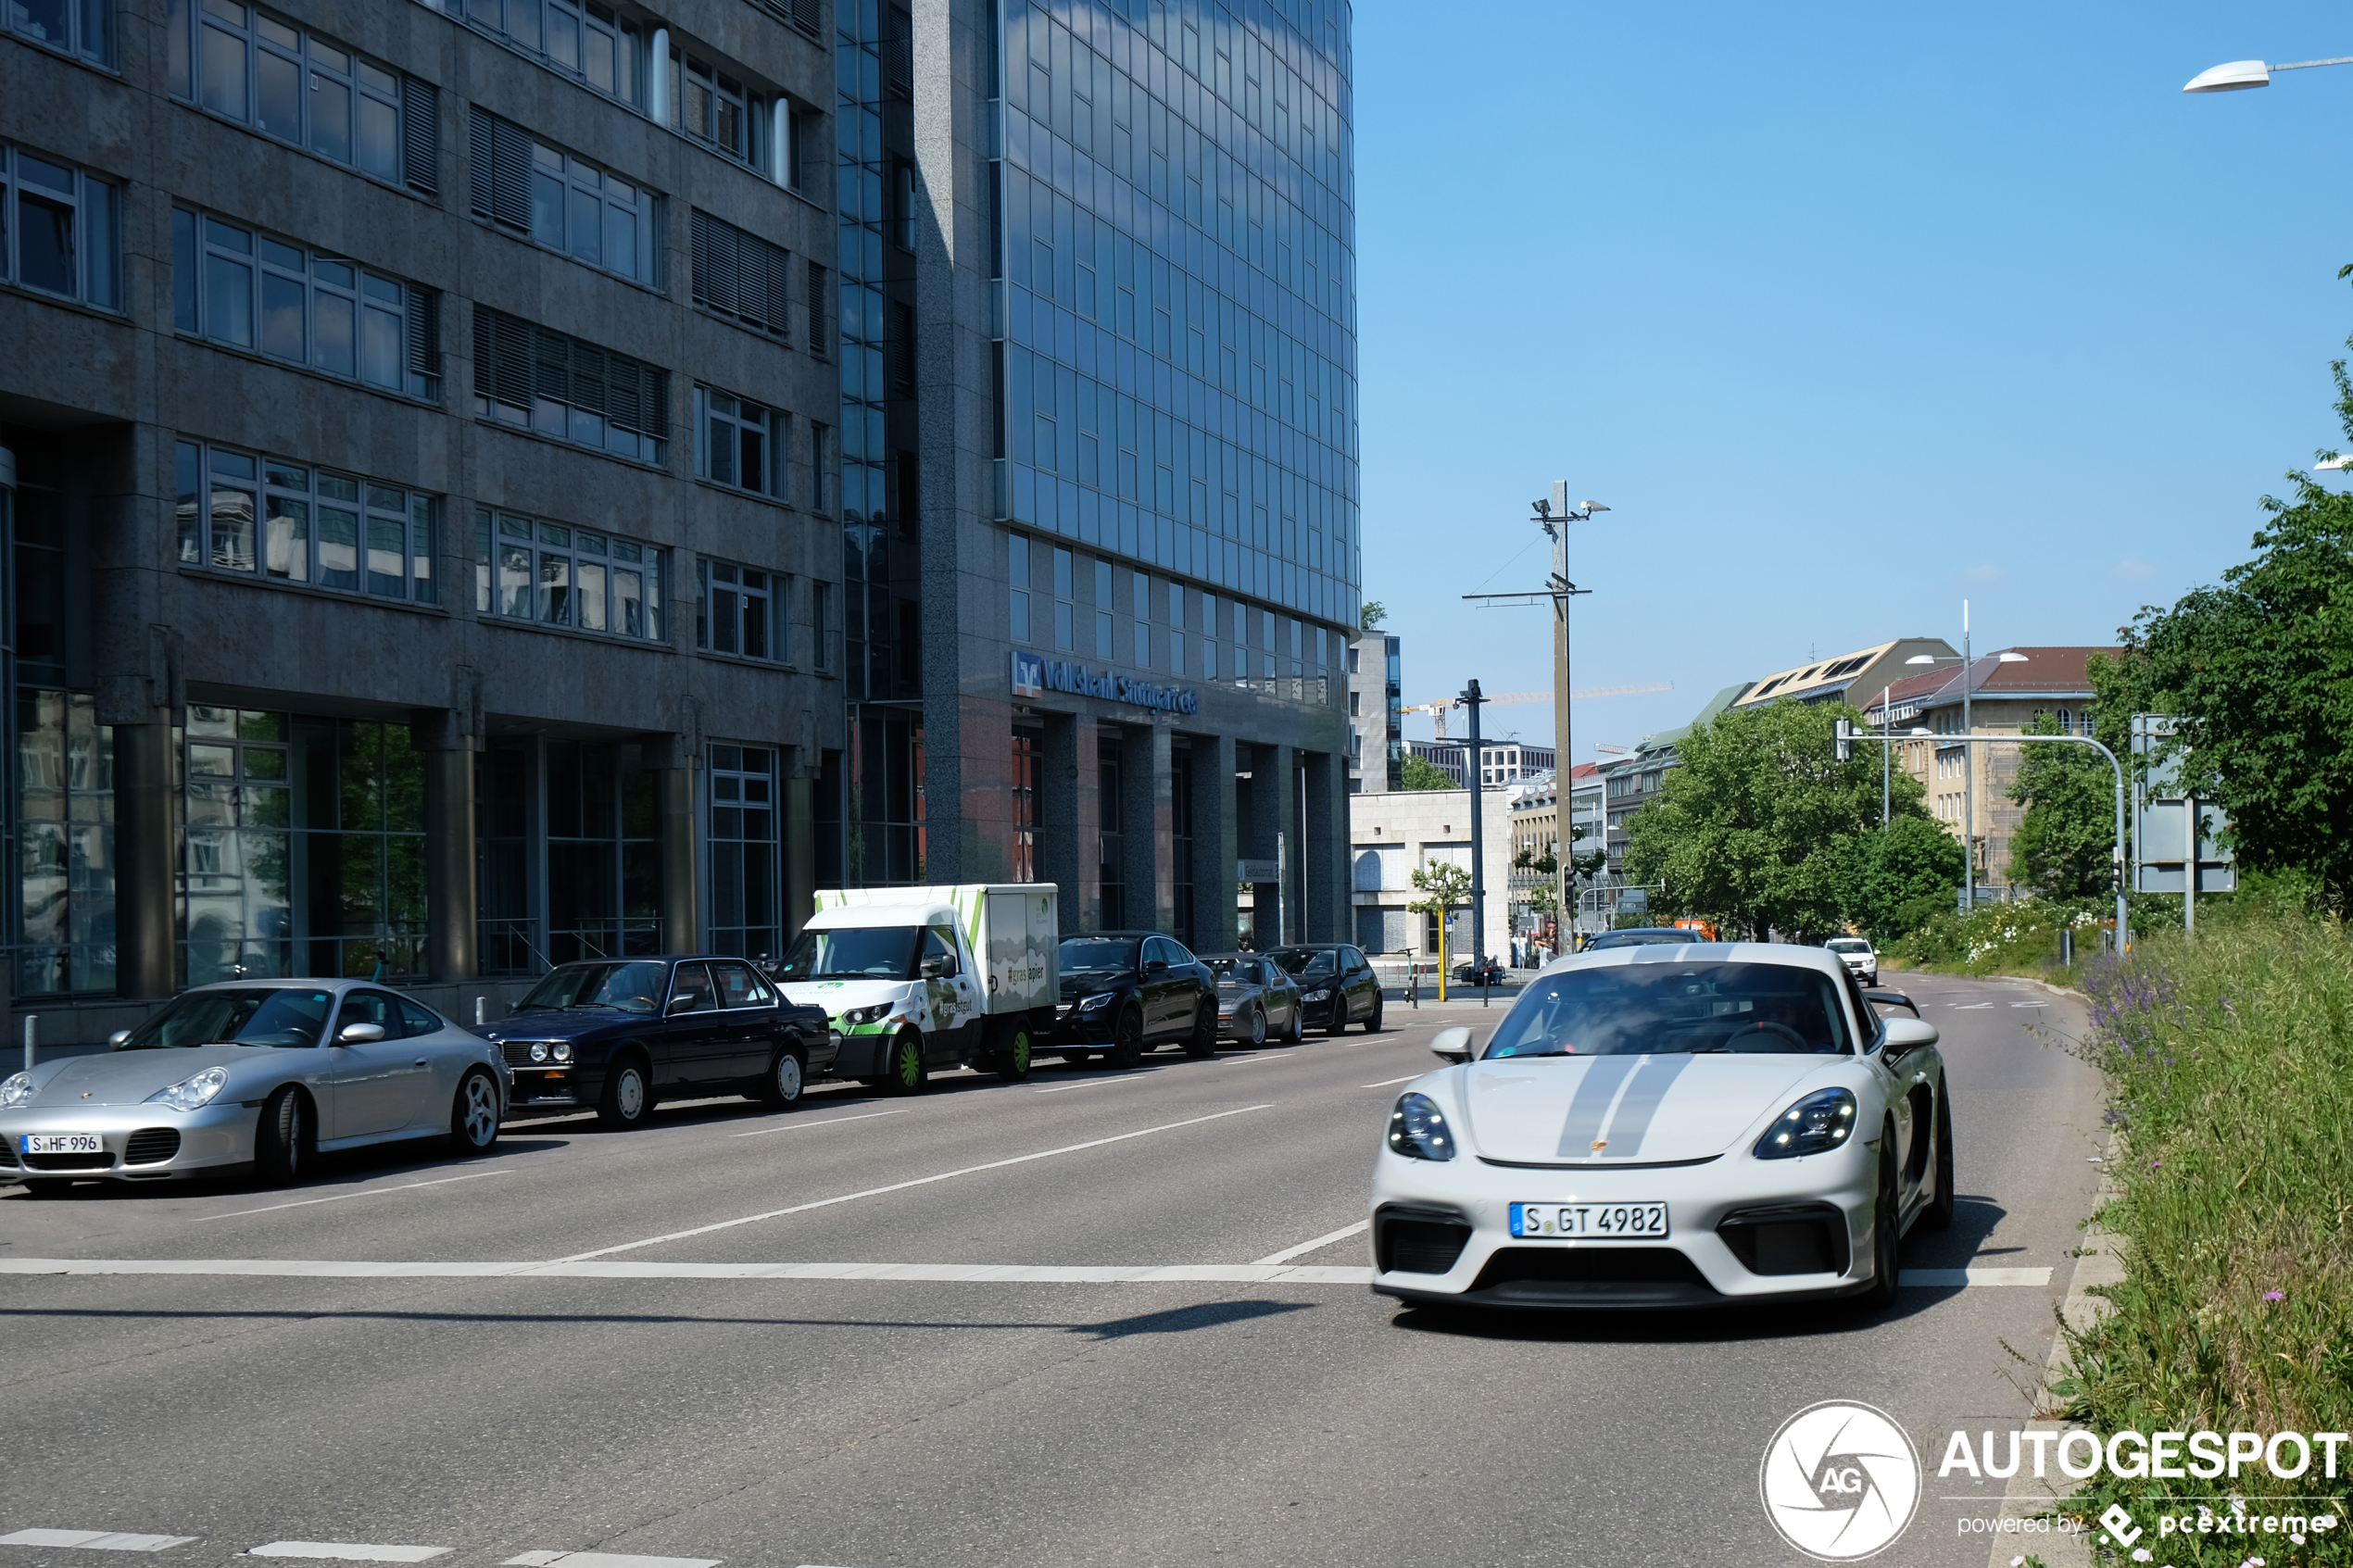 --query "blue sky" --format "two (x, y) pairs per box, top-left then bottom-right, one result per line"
(1353, 2), (2353, 759)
